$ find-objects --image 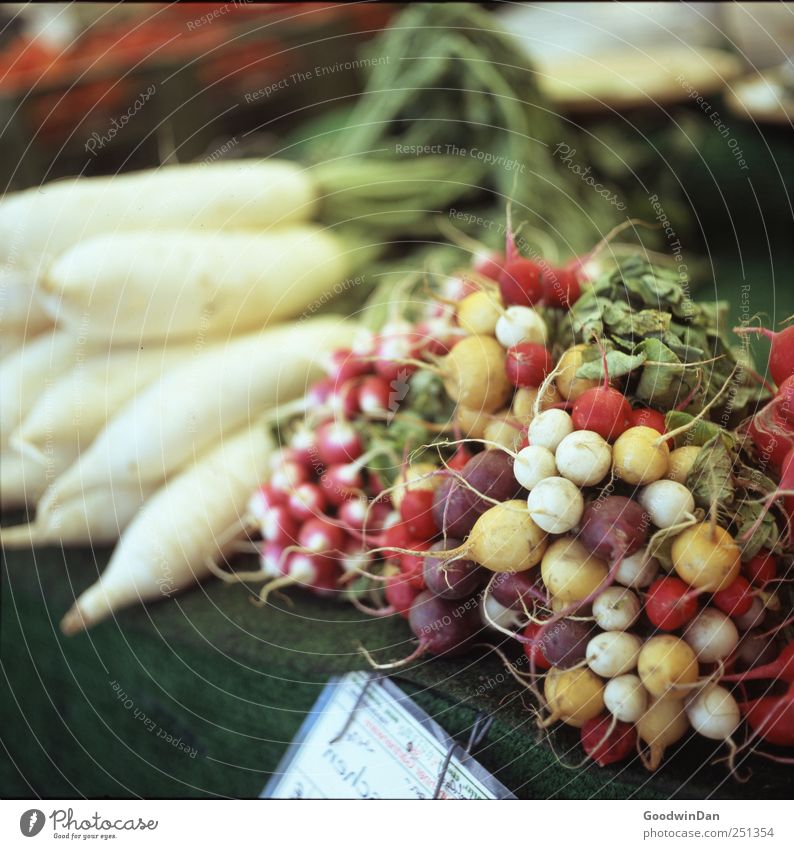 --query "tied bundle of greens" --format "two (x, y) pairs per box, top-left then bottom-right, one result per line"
(305, 3), (620, 251)
(565, 254), (768, 417)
